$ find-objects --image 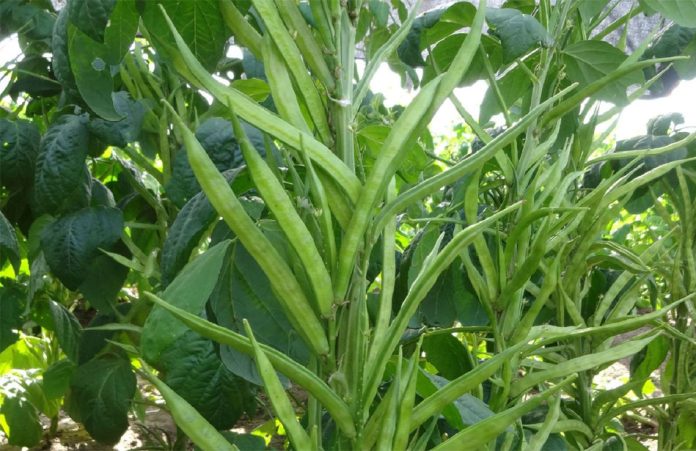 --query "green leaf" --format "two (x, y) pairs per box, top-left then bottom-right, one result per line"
(161, 169), (245, 285)
(630, 335), (669, 392)
(578, 1), (606, 22)
(43, 359), (77, 399)
(0, 210), (20, 274)
(47, 301), (83, 362)
(0, 396), (43, 447)
(141, 0), (229, 71)
(33, 114), (90, 215)
(141, 240), (231, 363)
(230, 78), (270, 103)
(562, 40), (643, 105)
(640, 0), (696, 28)
(102, 0), (140, 65)
(68, 0), (117, 42)
(68, 24), (121, 120)
(52, 9), (80, 99)
(424, 34), (502, 87)
(69, 354), (136, 444)
(485, 8), (553, 63)
(479, 64), (532, 124)
(78, 244), (130, 312)
(397, 8), (447, 67)
(0, 119), (40, 190)
(160, 331), (255, 429)
(211, 242), (310, 386)
(88, 92), (147, 148)
(369, 0), (389, 28)
(8, 56), (62, 98)
(77, 307), (129, 364)
(423, 333), (473, 380)
(0, 283), (24, 352)
(40, 207), (124, 290)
